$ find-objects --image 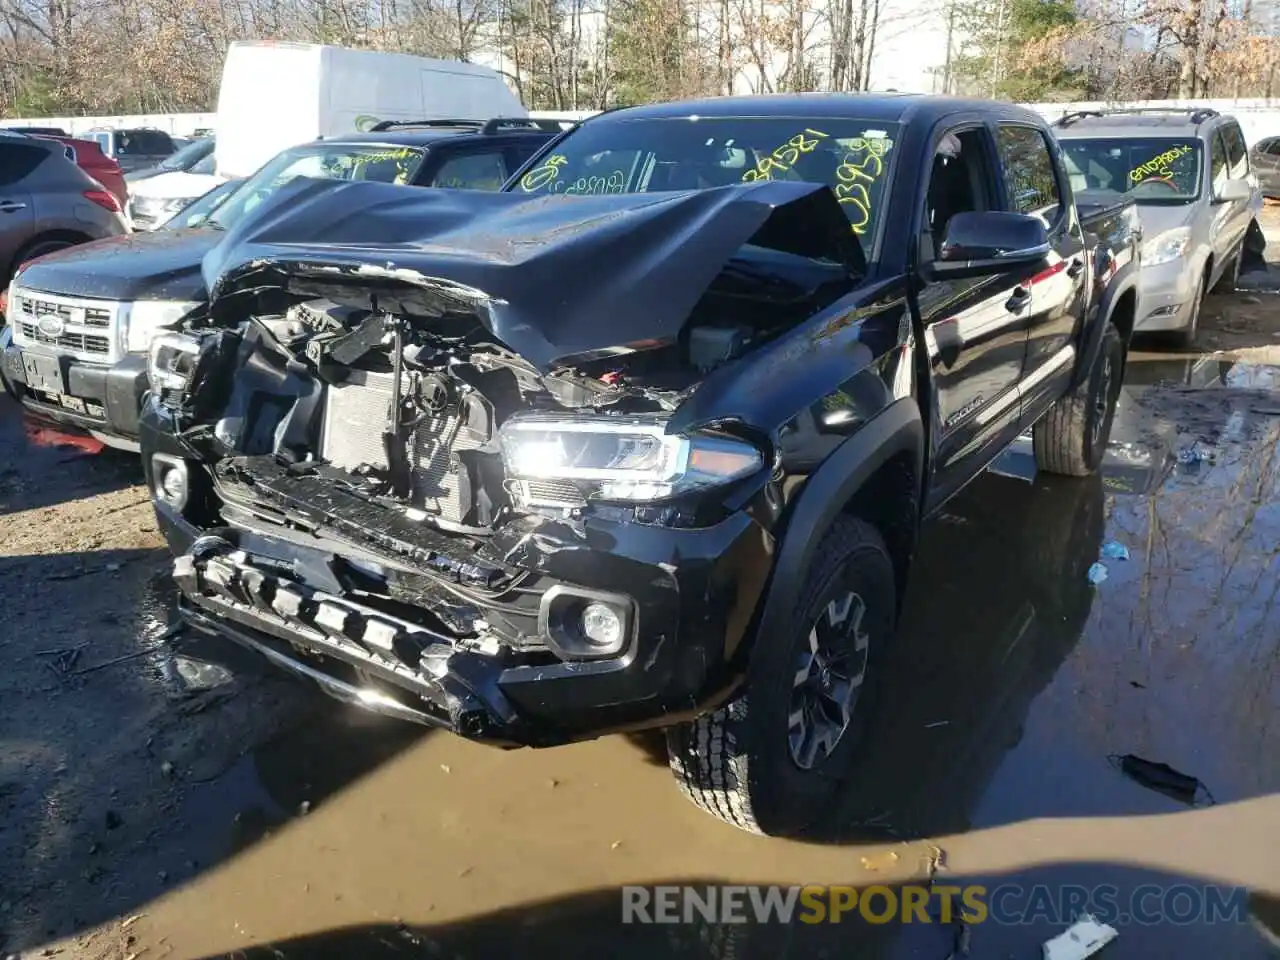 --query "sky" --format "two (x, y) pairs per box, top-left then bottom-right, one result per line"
(863, 0), (953, 92)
